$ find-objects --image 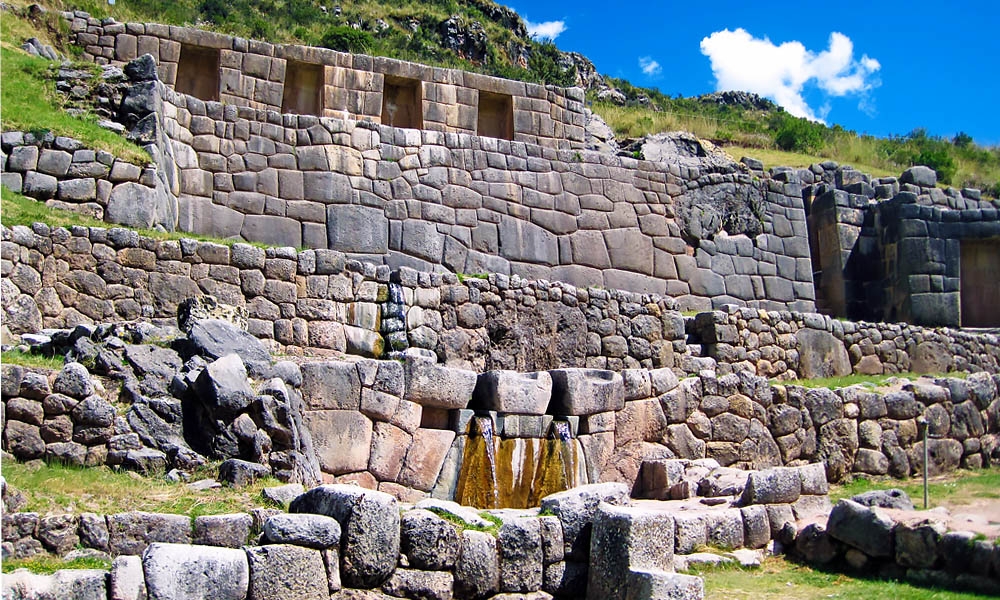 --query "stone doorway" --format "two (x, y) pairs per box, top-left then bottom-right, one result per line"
(477, 91), (513, 140)
(380, 76), (422, 129)
(174, 45), (220, 101)
(960, 239), (1000, 327)
(282, 61), (324, 116)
